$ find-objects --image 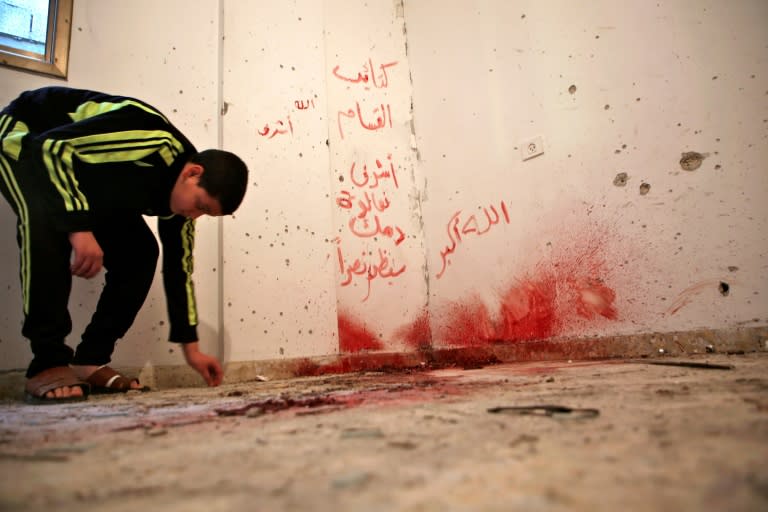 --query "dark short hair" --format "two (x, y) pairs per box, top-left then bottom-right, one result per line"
(189, 149), (248, 214)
